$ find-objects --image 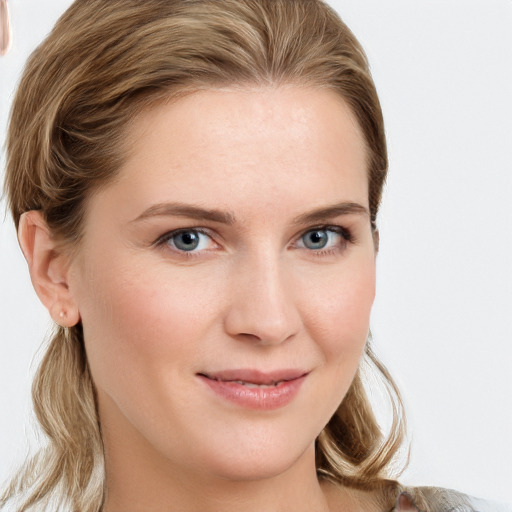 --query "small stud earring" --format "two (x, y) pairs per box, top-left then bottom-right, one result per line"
(59, 311), (66, 319)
